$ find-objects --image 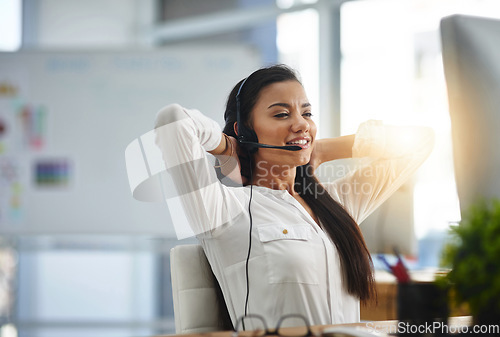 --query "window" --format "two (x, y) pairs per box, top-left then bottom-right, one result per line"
(0, 0), (22, 51)
(340, 0), (500, 265)
(277, 8), (320, 133)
